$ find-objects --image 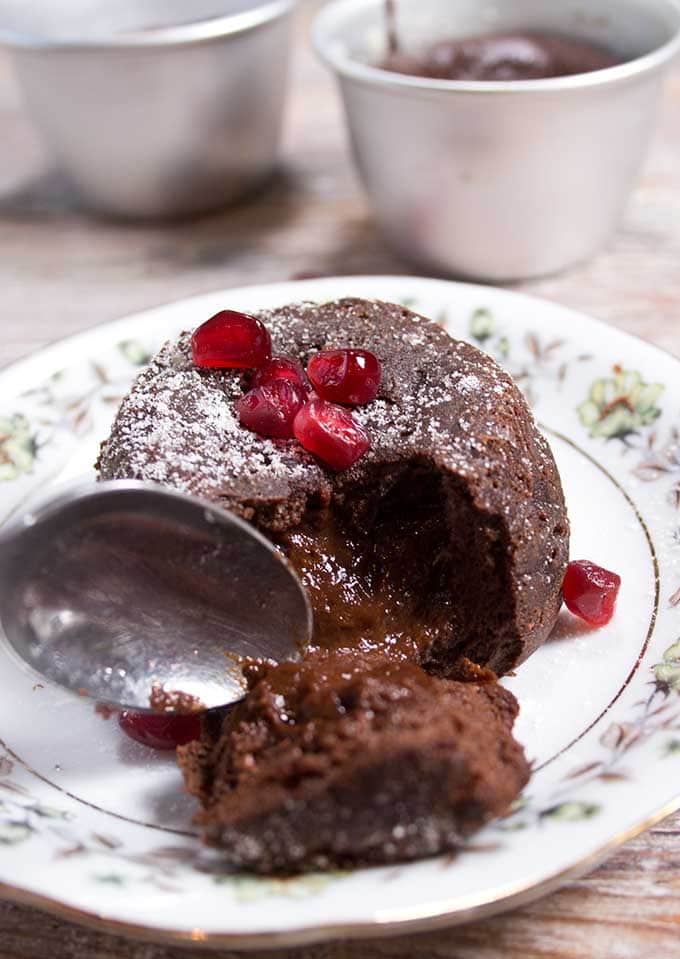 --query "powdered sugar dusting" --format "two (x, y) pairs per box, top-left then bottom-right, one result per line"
(98, 331), (318, 507)
(98, 298), (559, 563)
(456, 373), (481, 394)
